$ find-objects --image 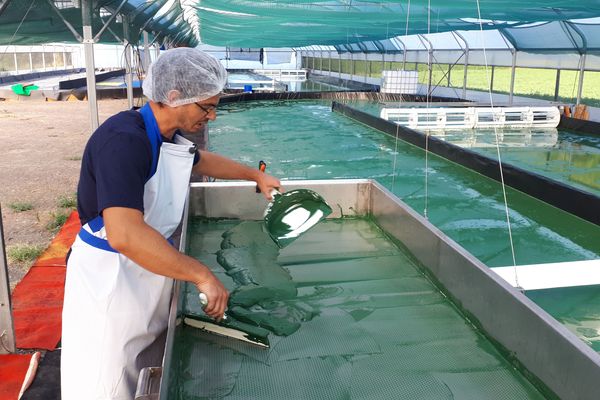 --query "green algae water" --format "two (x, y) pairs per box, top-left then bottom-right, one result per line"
(210, 100), (600, 267)
(527, 285), (600, 351)
(167, 218), (549, 399)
